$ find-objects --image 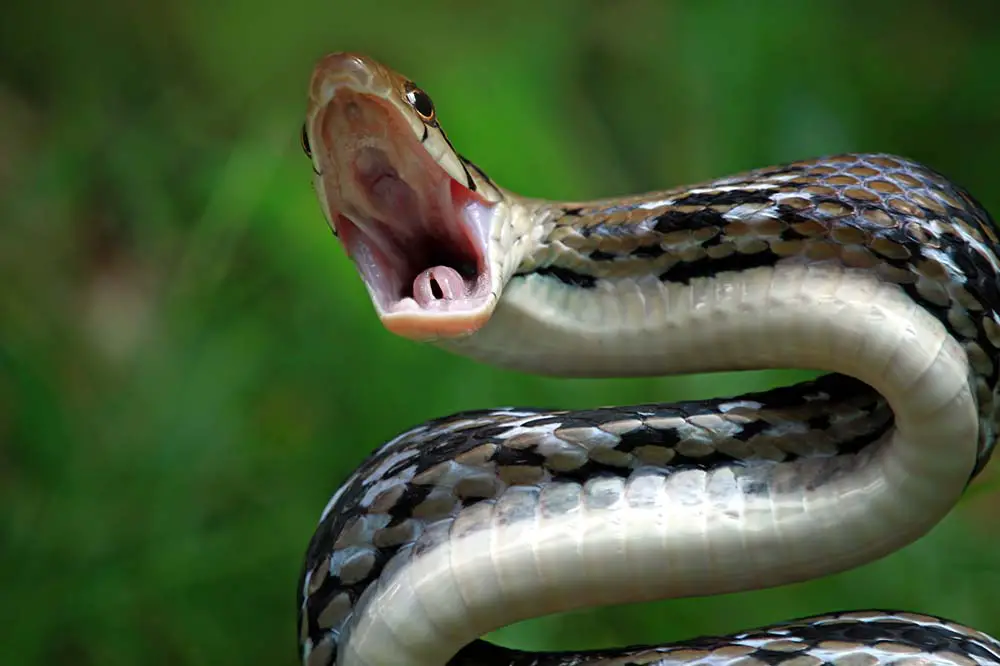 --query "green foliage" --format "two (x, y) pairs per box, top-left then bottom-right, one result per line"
(2, 2), (999, 664)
